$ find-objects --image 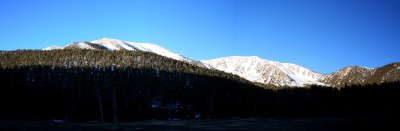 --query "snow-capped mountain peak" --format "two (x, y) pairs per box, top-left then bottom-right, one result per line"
(44, 38), (193, 63)
(91, 38), (192, 62)
(44, 38), (399, 87)
(201, 56), (324, 87)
